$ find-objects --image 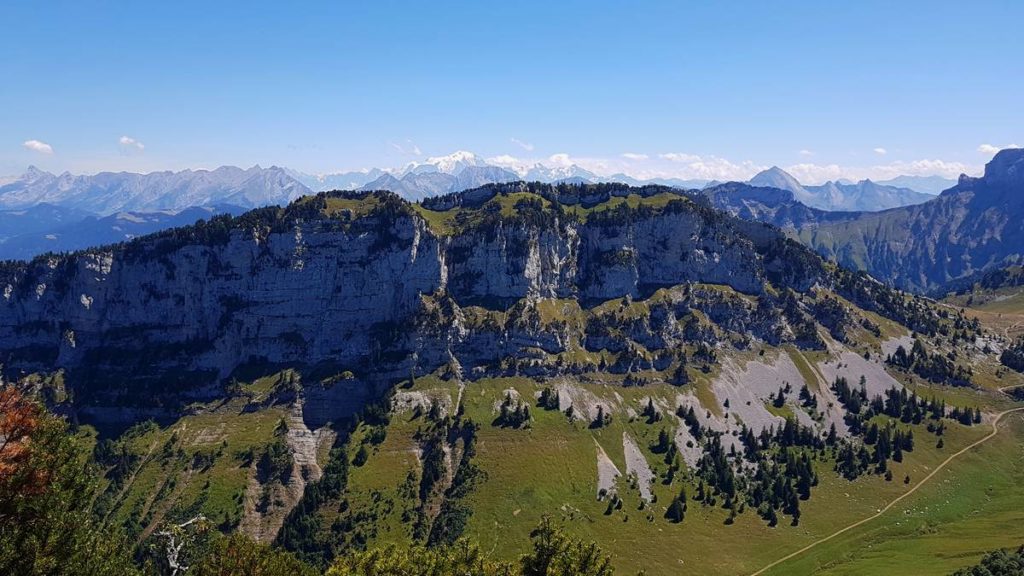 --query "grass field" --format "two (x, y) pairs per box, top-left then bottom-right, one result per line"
(943, 286), (1024, 339)
(333, 366), (1023, 576)
(762, 412), (1024, 575)
(88, 361), (1024, 574)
